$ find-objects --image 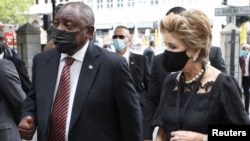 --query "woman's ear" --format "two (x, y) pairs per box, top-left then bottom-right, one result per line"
(192, 49), (201, 61)
(186, 48), (200, 61)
